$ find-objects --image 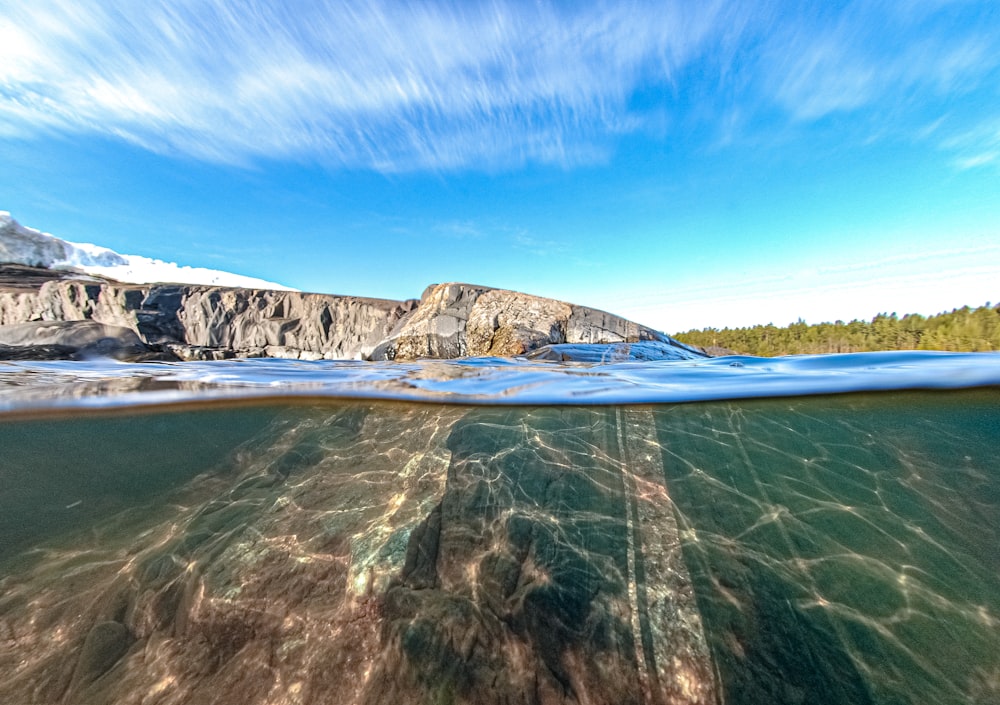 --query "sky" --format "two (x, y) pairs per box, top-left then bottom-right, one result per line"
(1, 0), (998, 333)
